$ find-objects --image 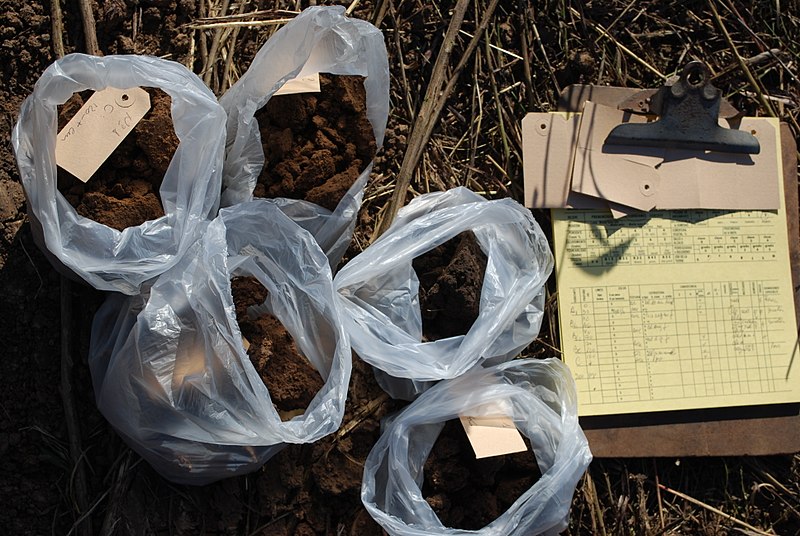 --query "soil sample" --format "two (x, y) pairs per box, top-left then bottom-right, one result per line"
(230, 276), (324, 421)
(422, 419), (541, 530)
(56, 88), (179, 231)
(253, 74), (376, 211)
(412, 231), (488, 341)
